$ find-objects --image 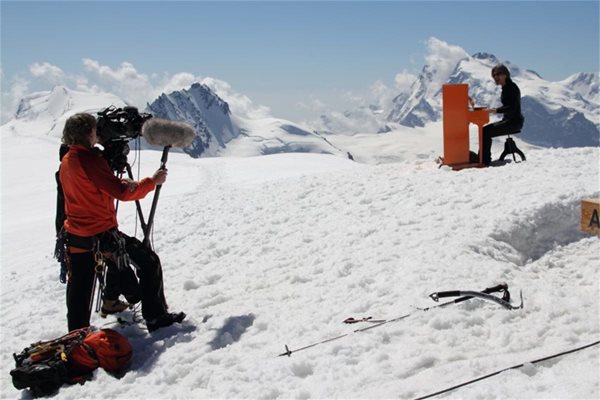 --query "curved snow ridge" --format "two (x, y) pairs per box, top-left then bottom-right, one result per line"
(489, 197), (596, 266)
